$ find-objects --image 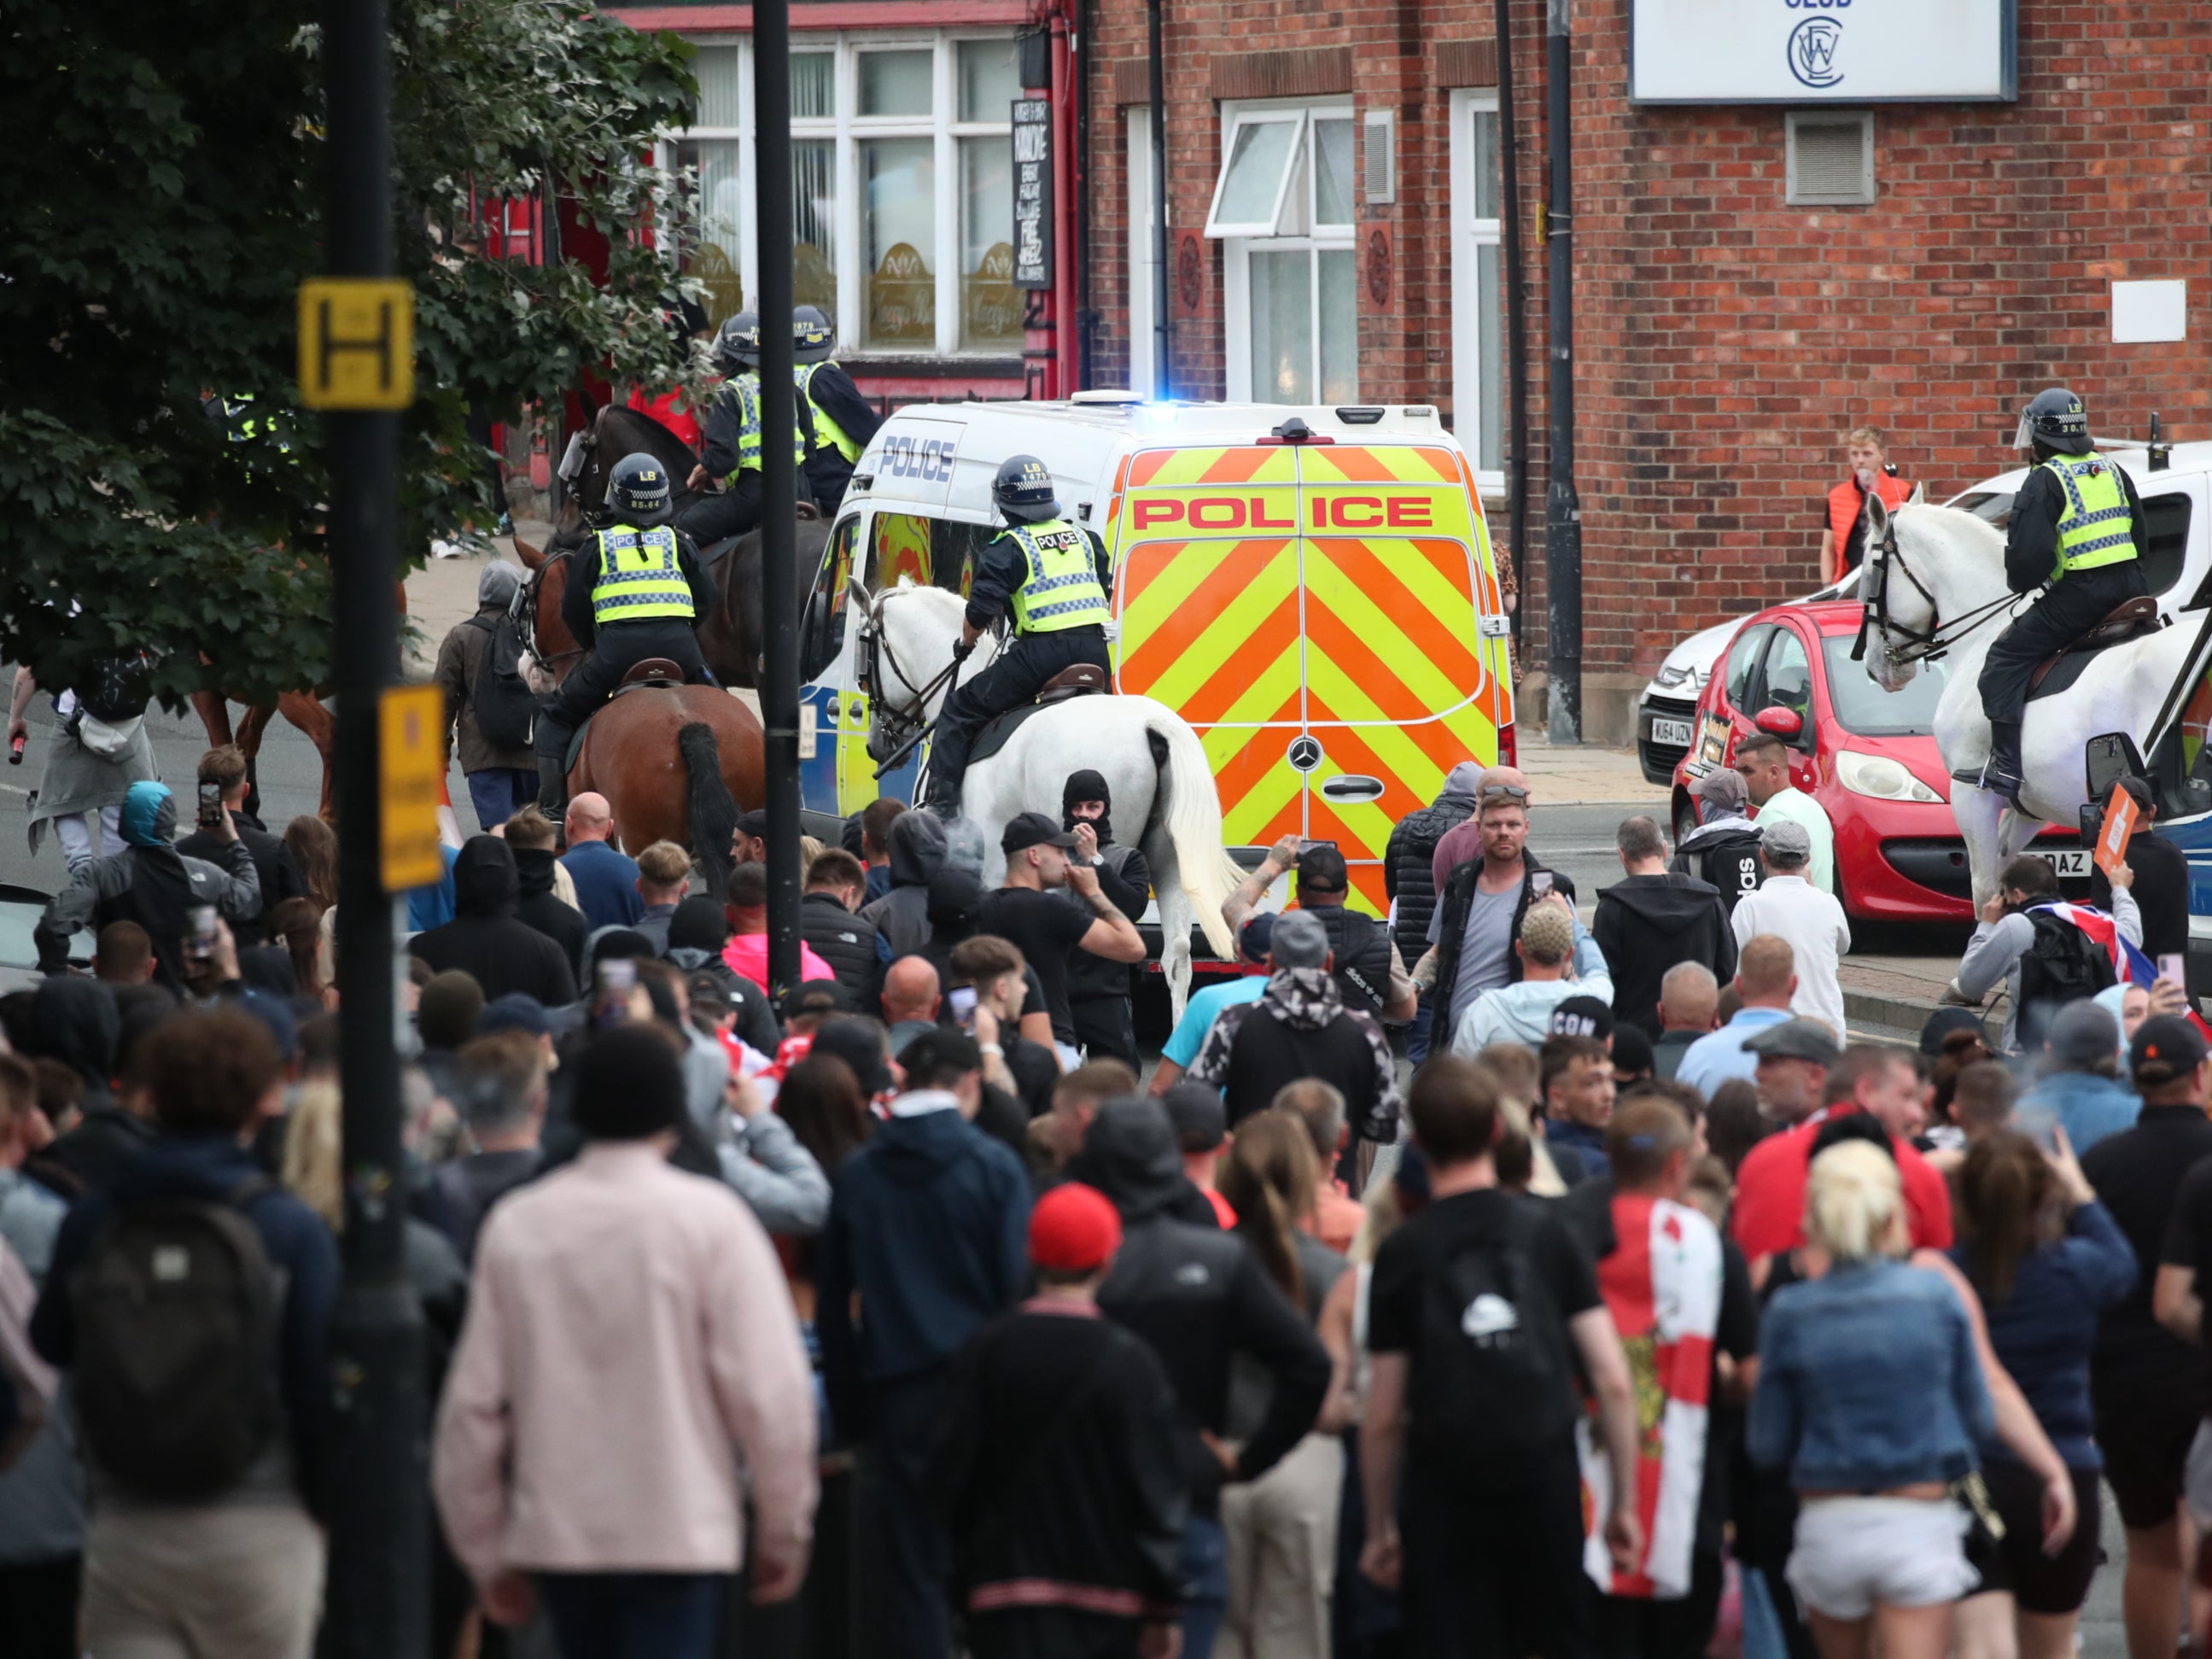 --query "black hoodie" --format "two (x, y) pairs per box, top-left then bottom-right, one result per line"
(410, 836), (579, 1006)
(1079, 1098), (1331, 1516)
(1591, 871), (1736, 1040)
(510, 844), (588, 981)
